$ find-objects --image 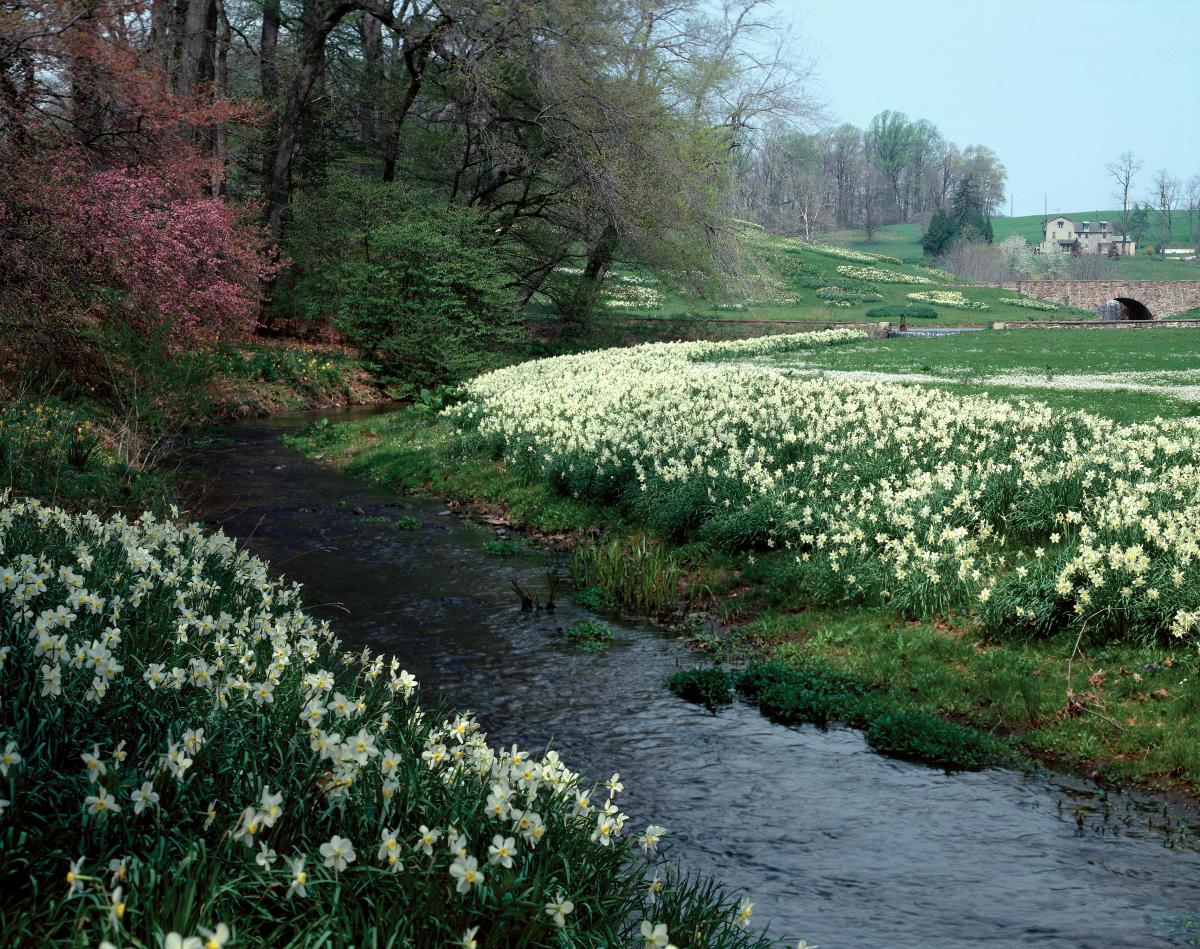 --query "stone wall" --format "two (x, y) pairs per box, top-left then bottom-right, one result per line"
(985, 280), (1200, 317)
